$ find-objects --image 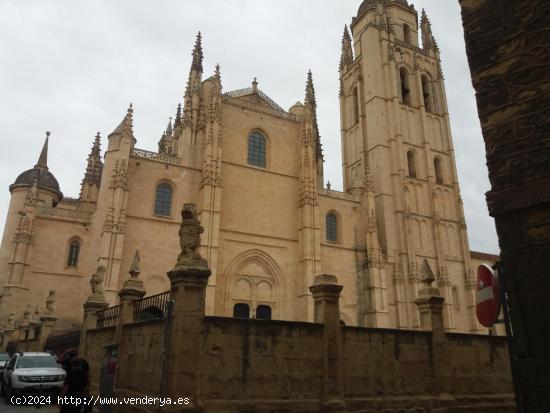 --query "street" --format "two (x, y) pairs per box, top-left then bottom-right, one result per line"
(0, 396), (57, 412)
